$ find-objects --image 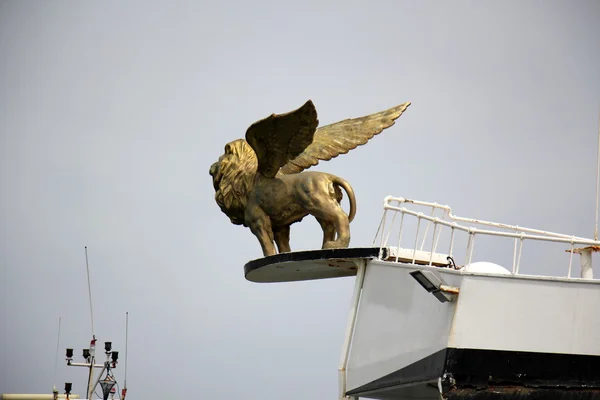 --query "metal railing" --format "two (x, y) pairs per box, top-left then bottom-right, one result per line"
(373, 196), (600, 278)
